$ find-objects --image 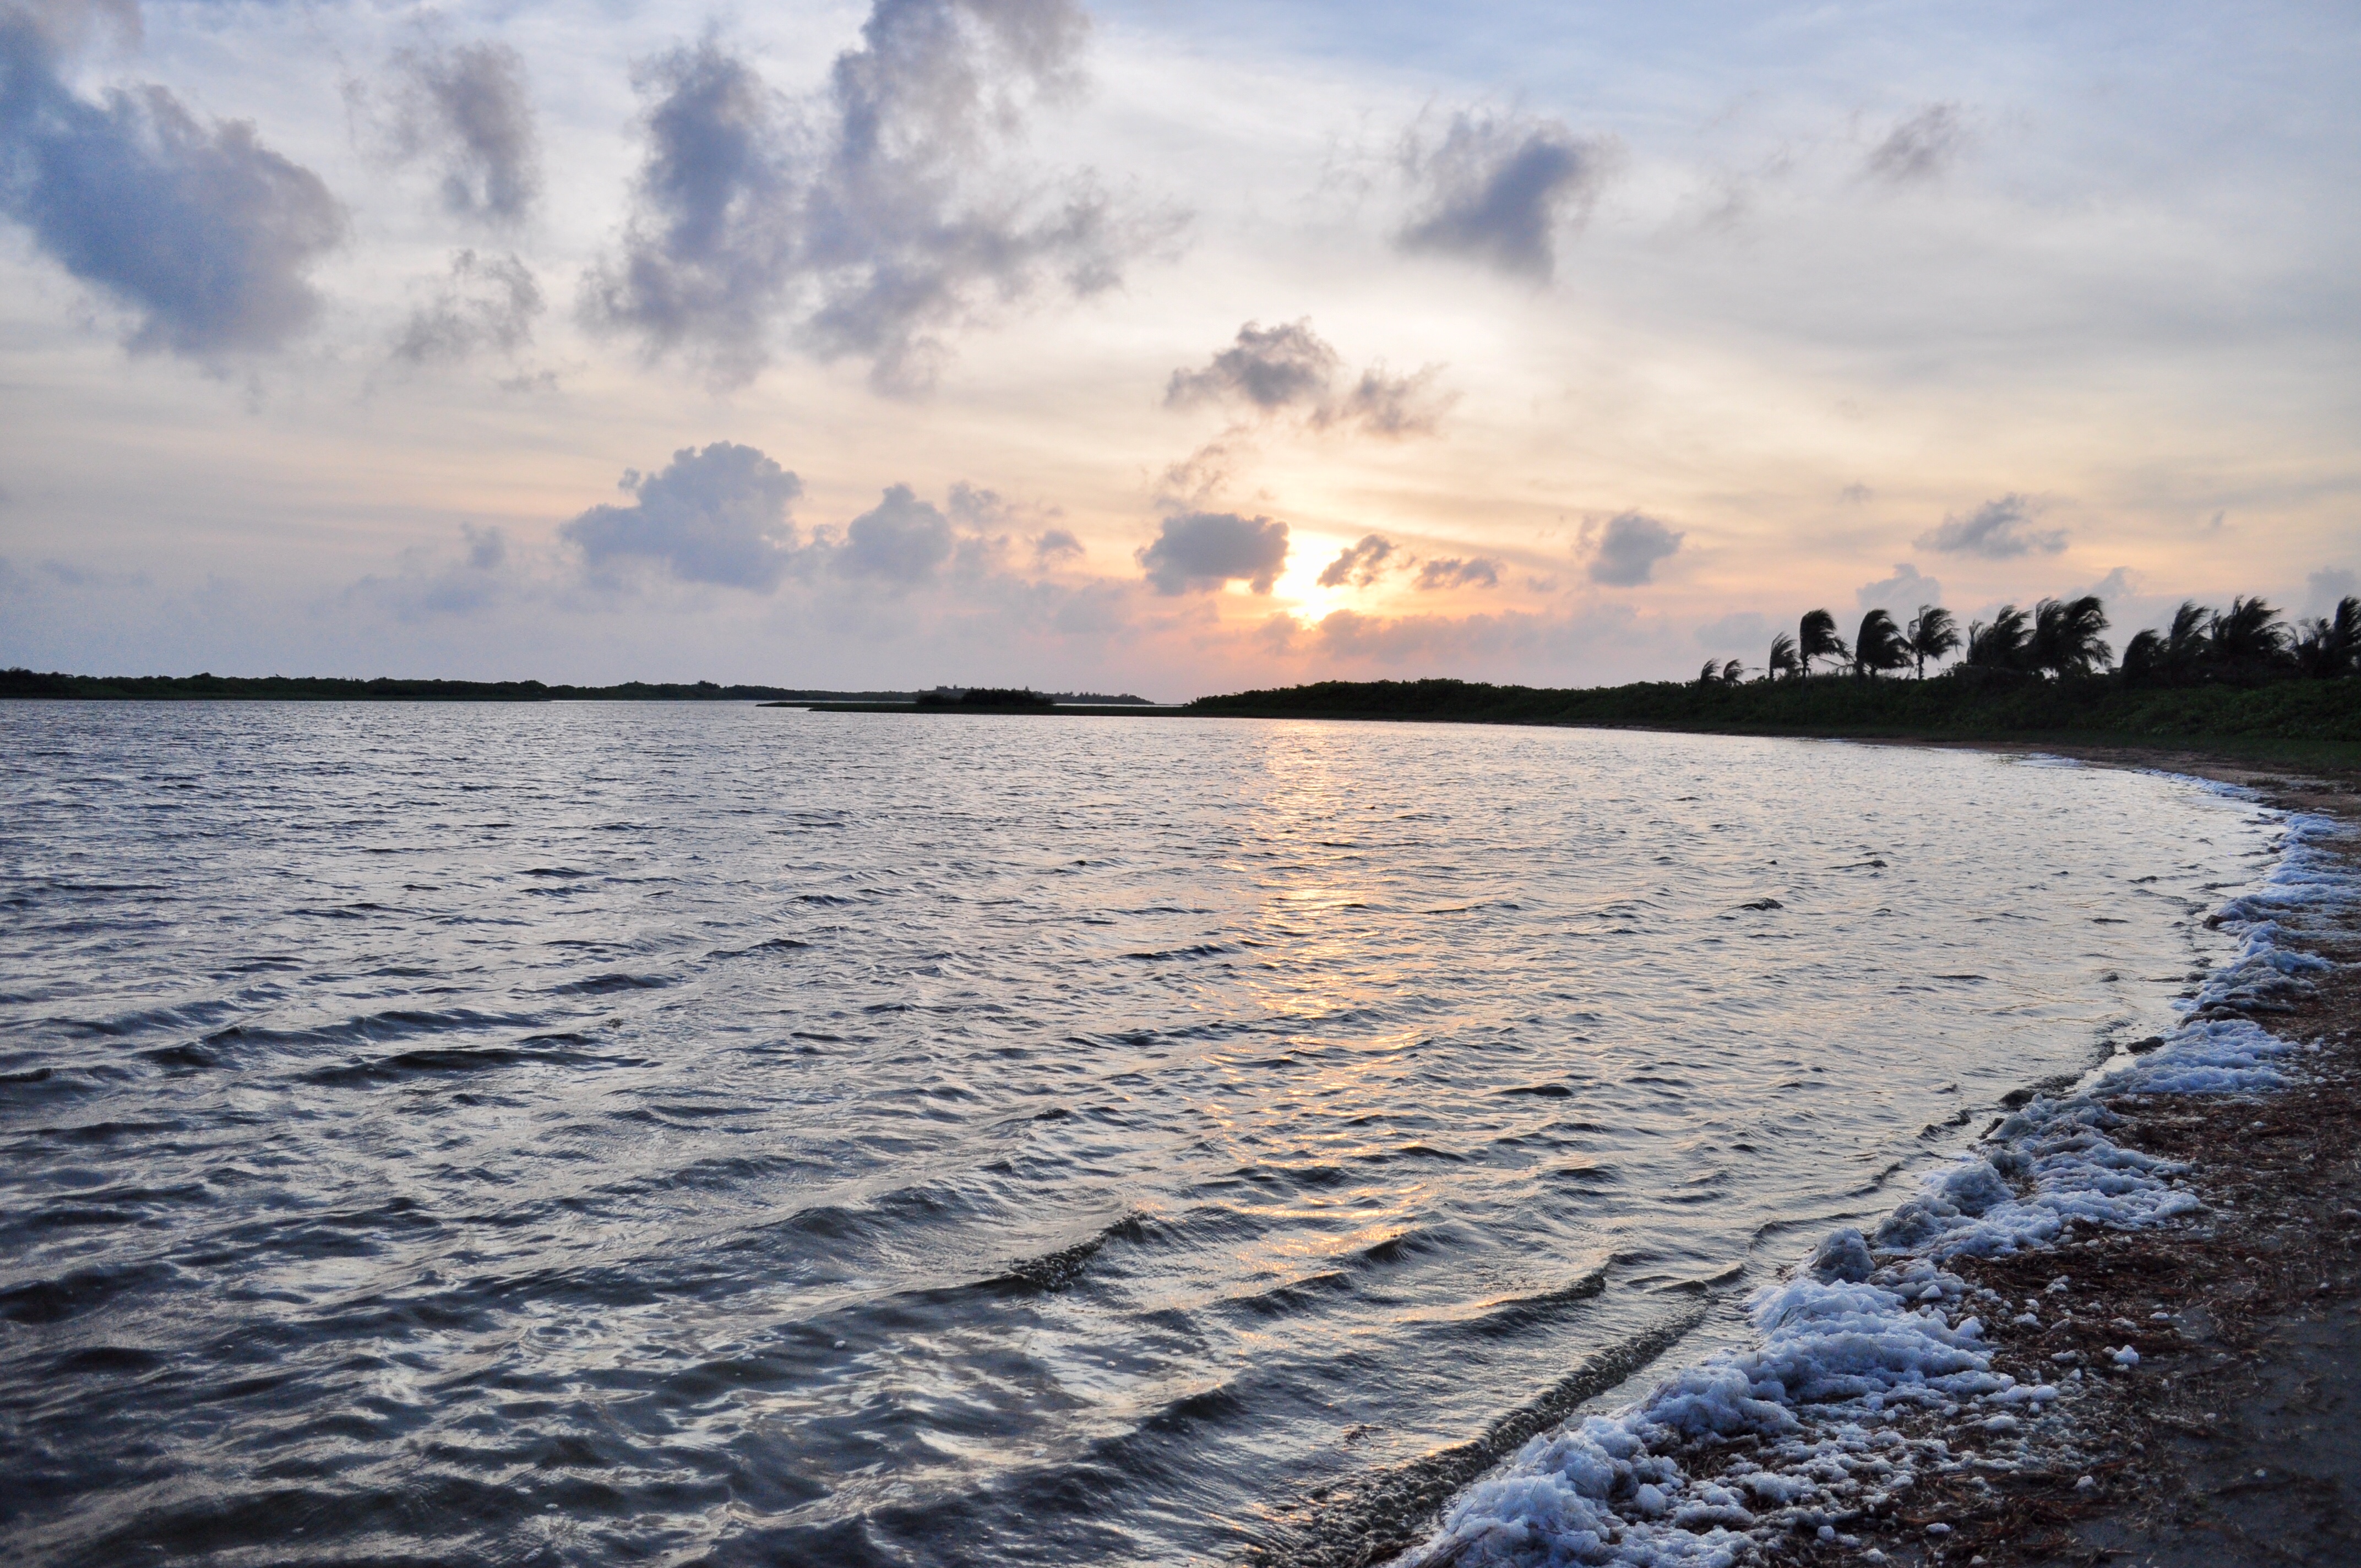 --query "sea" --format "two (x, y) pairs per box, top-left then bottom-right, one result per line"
(0, 701), (2278, 1566)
